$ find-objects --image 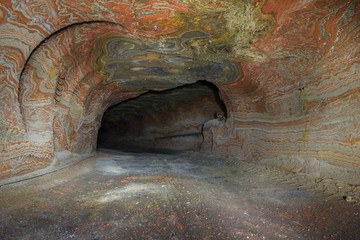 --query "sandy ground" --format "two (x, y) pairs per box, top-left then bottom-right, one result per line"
(0, 149), (359, 240)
